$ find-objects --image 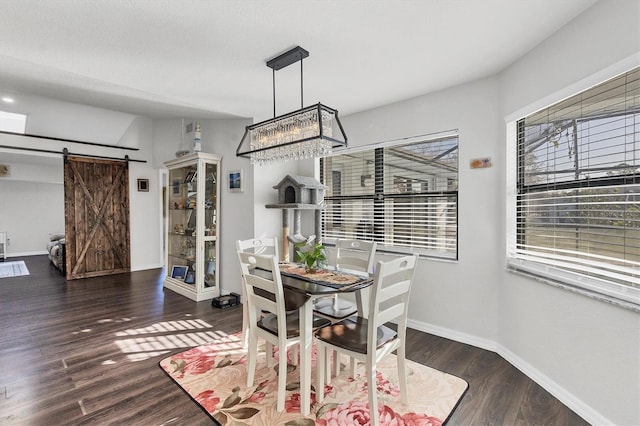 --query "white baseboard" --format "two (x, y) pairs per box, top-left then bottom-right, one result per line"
(130, 263), (163, 272)
(407, 318), (610, 426)
(5, 255), (163, 273)
(407, 318), (498, 352)
(6, 250), (47, 258)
